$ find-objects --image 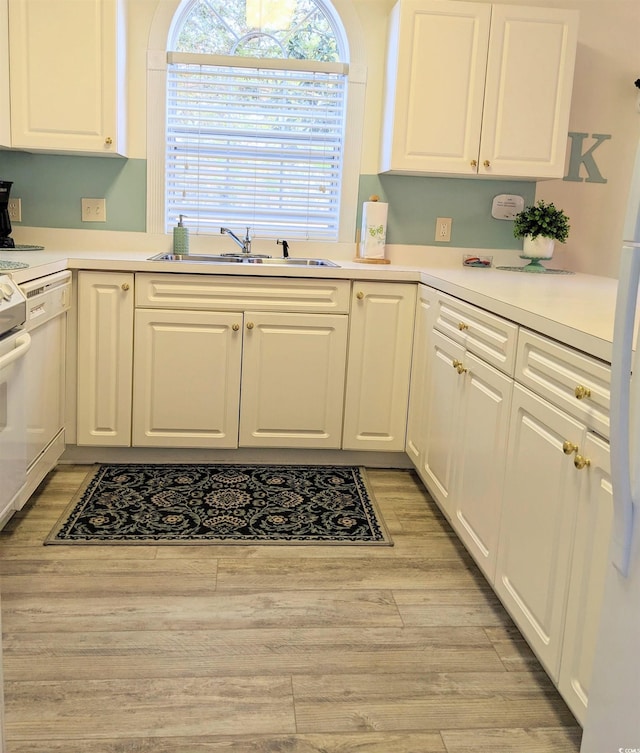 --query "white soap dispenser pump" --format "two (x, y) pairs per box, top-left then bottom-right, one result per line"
(173, 214), (189, 255)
